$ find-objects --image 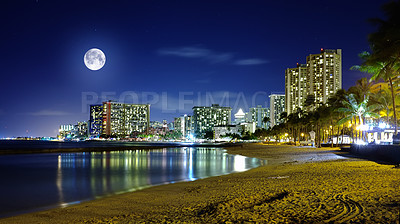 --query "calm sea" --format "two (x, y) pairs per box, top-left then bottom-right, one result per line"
(0, 143), (262, 218)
